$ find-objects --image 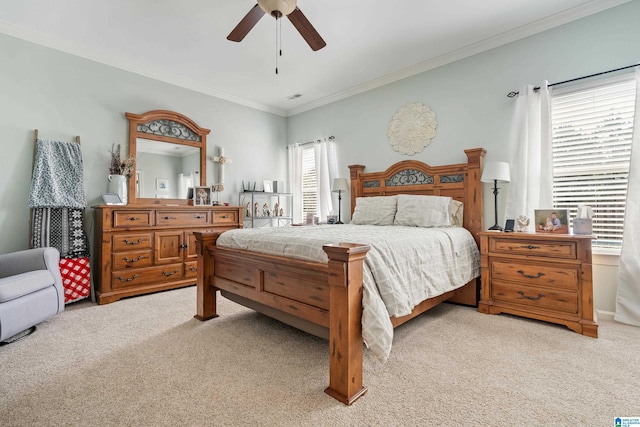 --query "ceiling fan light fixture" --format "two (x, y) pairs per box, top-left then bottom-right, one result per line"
(258, 0), (297, 17)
